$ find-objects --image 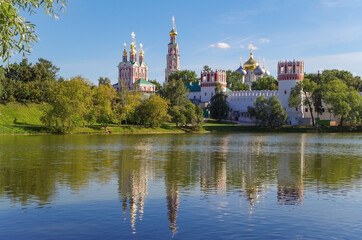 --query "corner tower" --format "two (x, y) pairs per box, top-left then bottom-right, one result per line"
(277, 60), (304, 125)
(165, 16), (180, 82)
